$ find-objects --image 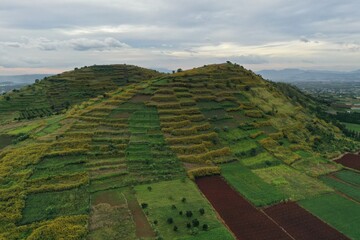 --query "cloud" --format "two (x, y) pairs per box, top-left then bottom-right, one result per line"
(0, 0), (360, 74)
(237, 55), (268, 64)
